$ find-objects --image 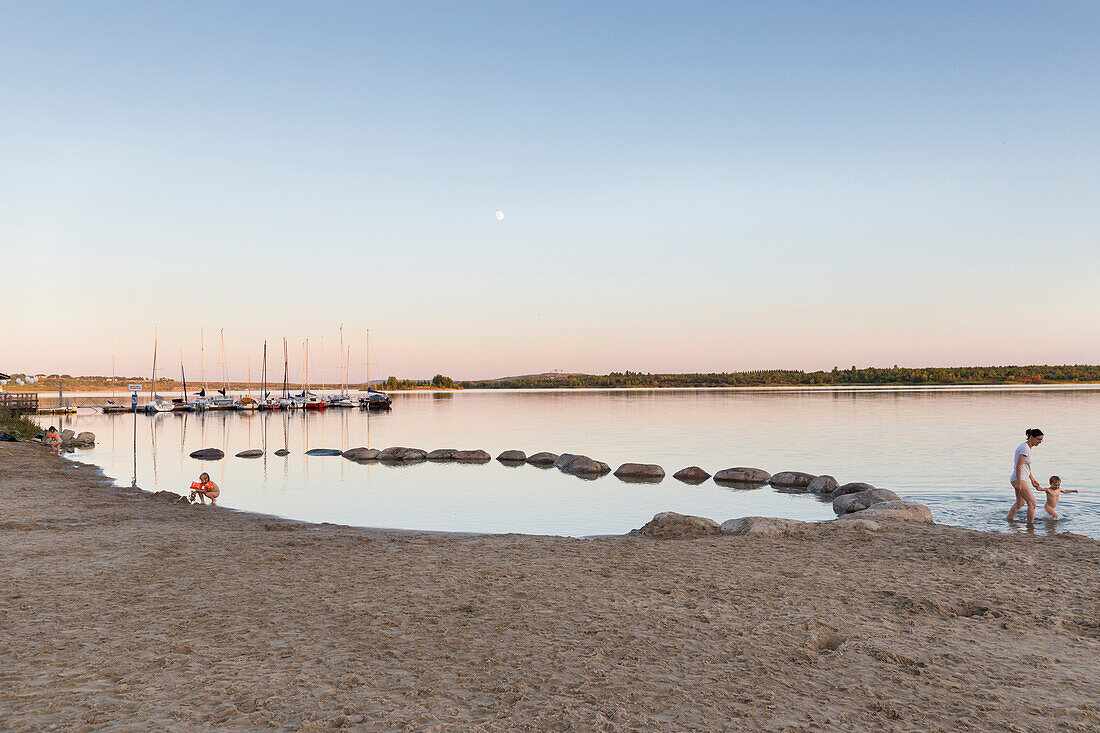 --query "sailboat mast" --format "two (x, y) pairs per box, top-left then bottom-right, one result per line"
(345, 345), (350, 396)
(151, 327), (159, 400)
(282, 338), (288, 399)
(262, 341), (267, 402)
(321, 335), (325, 394)
(181, 348), (187, 400)
(201, 328), (206, 392)
(366, 328), (371, 390)
(220, 328), (228, 395)
(111, 342), (116, 400)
